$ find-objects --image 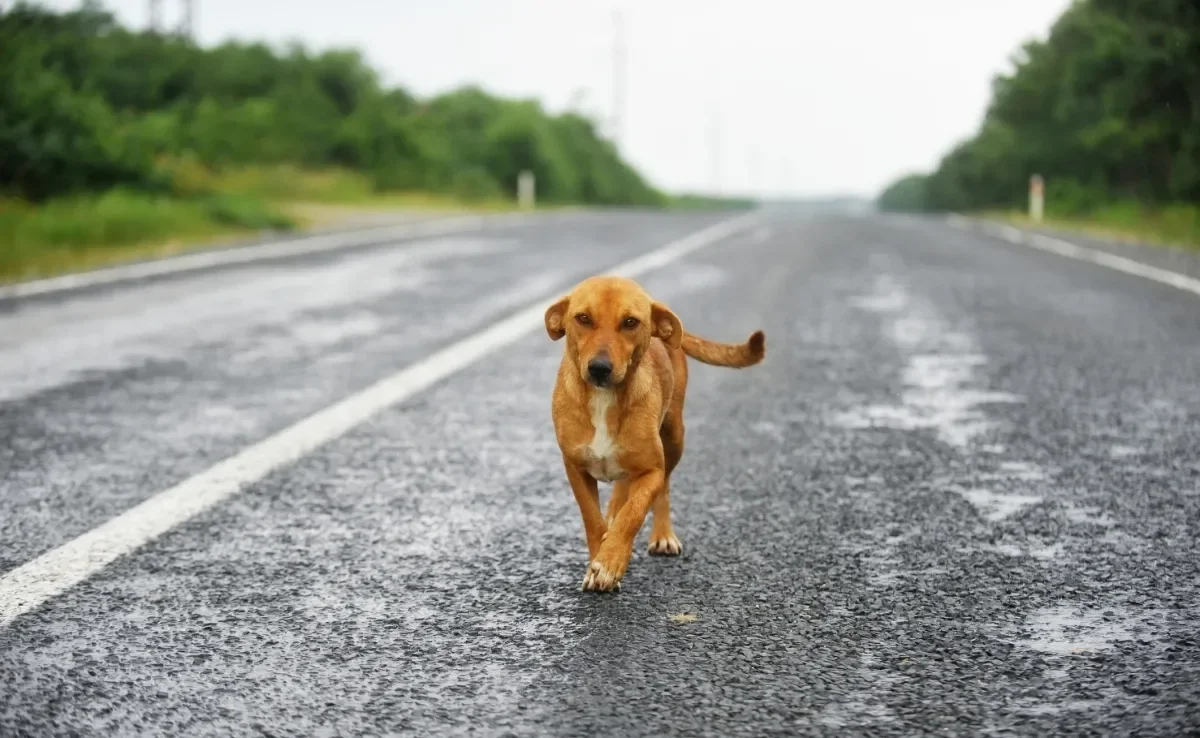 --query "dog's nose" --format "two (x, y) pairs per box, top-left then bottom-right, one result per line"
(587, 358), (613, 383)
